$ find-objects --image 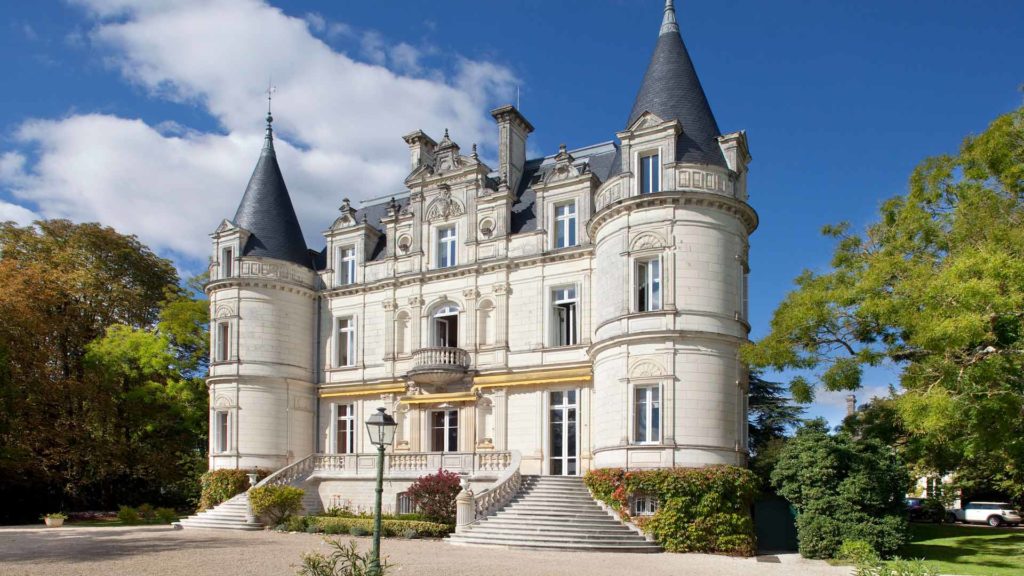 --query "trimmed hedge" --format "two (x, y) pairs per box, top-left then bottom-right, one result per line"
(249, 485), (304, 525)
(302, 516), (452, 538)
(199, 468), (268, 510)
(585, 466), (759, 556)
